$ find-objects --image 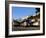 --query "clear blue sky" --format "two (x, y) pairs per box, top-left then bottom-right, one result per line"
(12, 7), (37, 19)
